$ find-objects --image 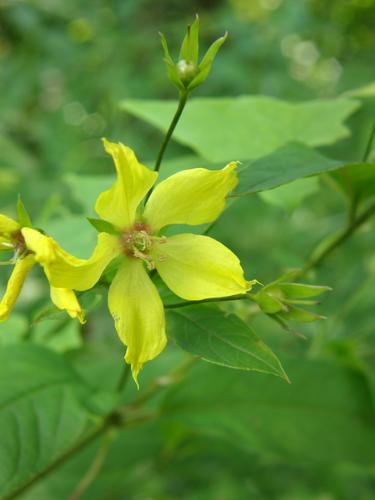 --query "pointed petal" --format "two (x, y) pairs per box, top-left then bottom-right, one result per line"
(152, 233), (252, 301)
(96, 139), (158, 229)
(50, 287), (85, 324)
(0, 255), (35, 321)
(0, 214), (20, 234)
(22, 228), (121, 291)
(144, 163), (238, 232)
(108, 258), (167, 385)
